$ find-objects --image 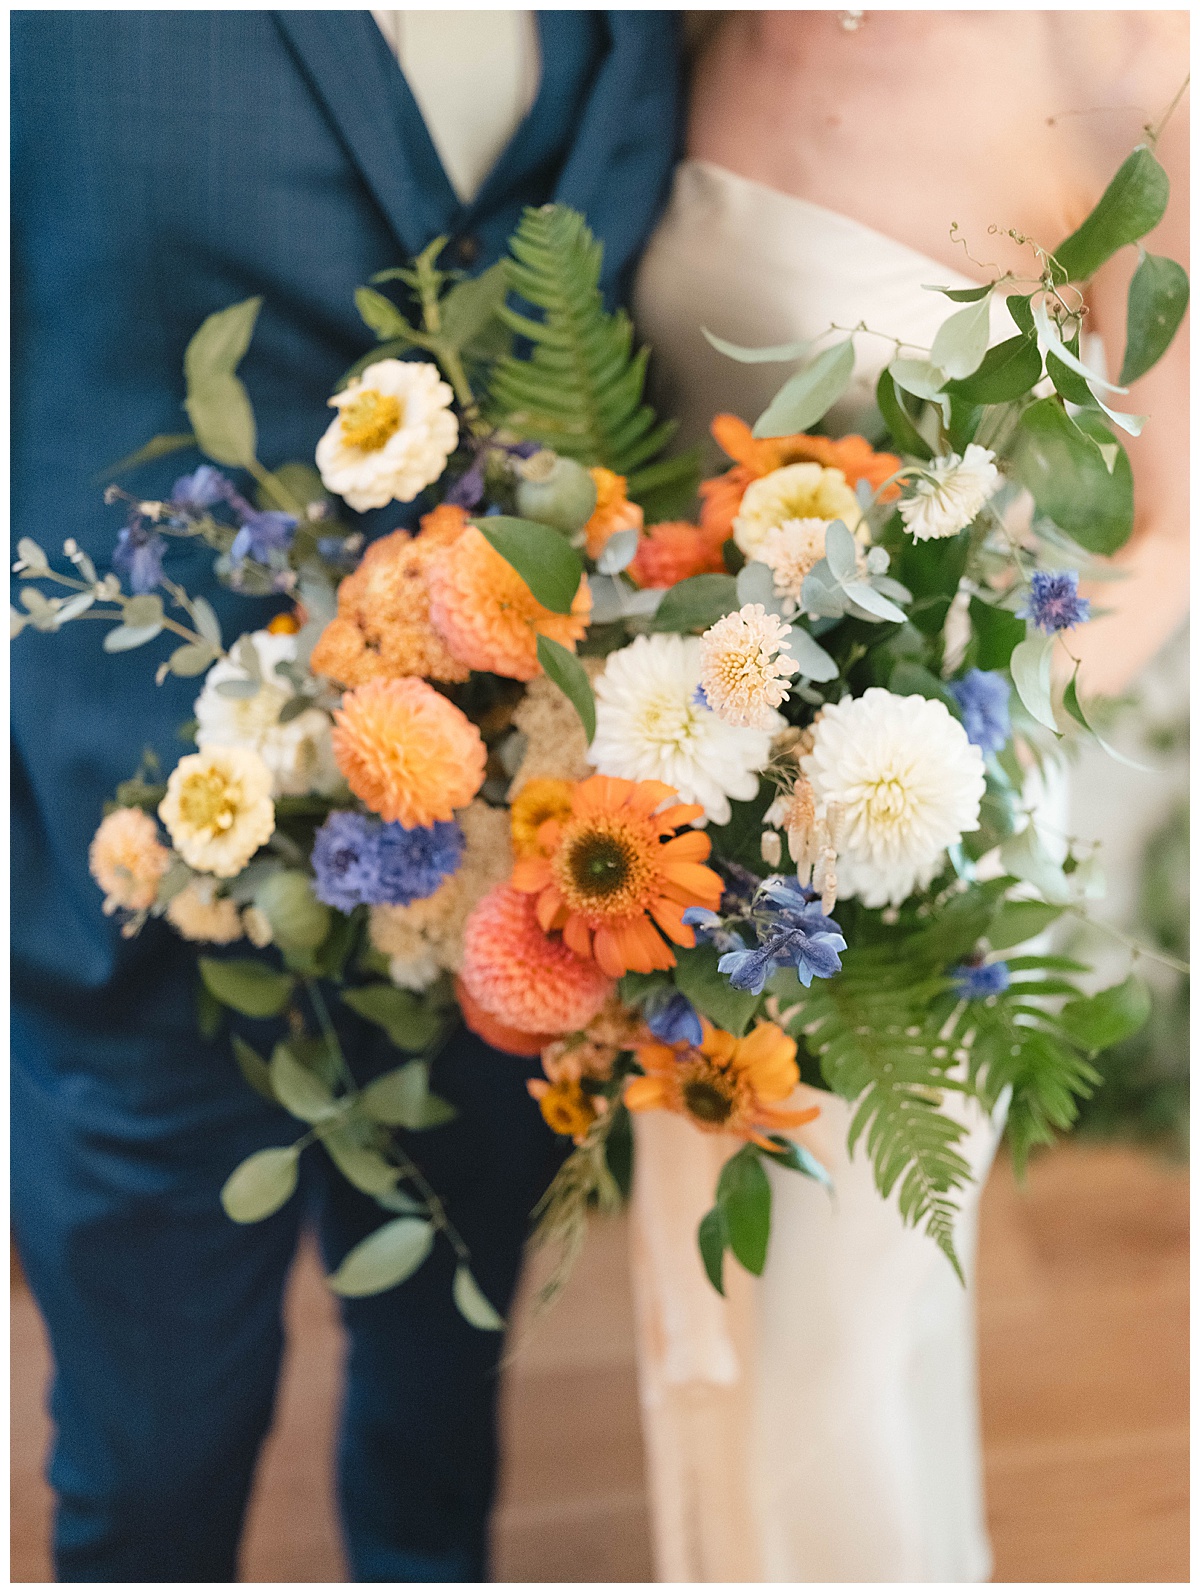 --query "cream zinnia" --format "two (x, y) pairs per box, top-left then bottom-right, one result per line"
(801, 688), (985, 908)
(732, 462), (862, 560)
(590, 633), (778, 825)
(158, 746), (276, 878)
(897, 445), (1000, 542)
(315, 358), (458, 512)
(698, 604), (797, 731)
